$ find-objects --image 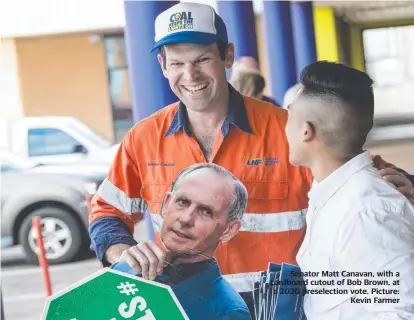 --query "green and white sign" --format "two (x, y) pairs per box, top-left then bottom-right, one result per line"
(41, 268), (189, 320)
